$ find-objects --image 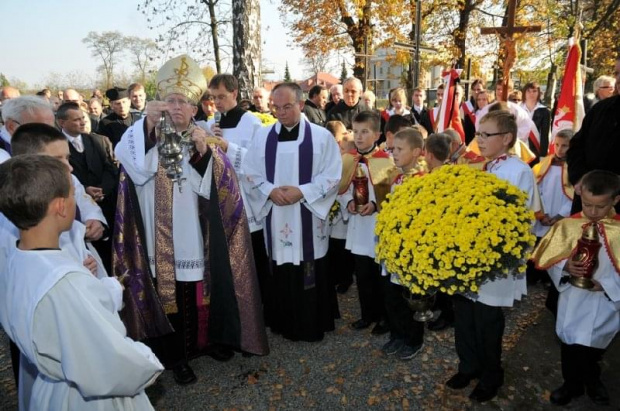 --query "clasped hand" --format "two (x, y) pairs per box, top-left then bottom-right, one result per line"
(269, 186), (304, 206)
(347, 200), (375, 216)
